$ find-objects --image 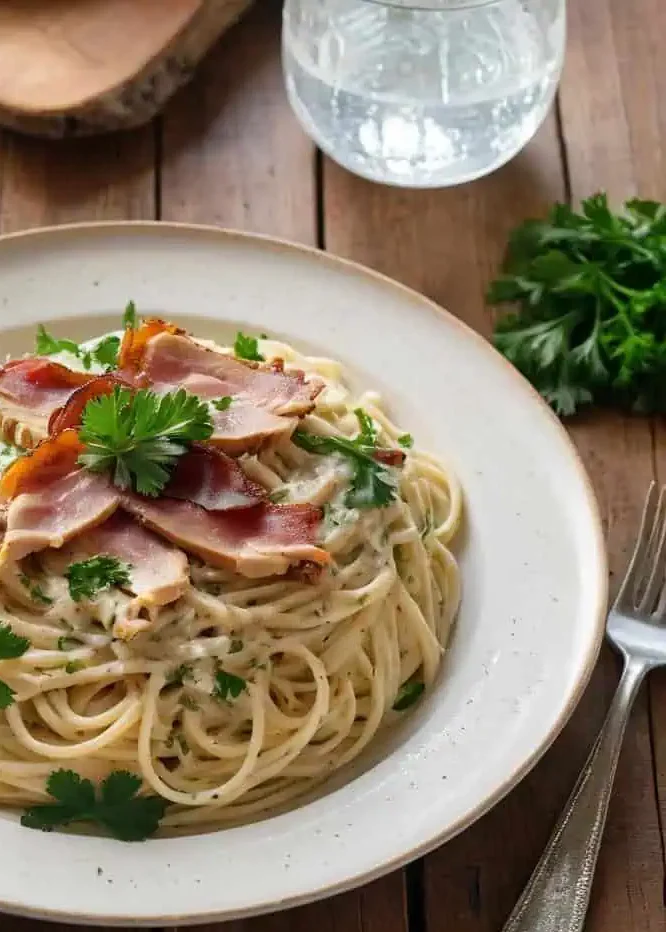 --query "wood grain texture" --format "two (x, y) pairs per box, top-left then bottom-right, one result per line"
(161, 0), (316, 242)
(0, 0), (252, 138)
